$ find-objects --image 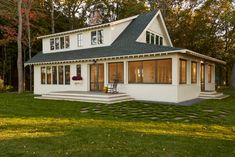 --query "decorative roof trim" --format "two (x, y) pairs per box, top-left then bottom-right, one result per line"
(24, 50), (183, 66)
(37, 15), (138, 39)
